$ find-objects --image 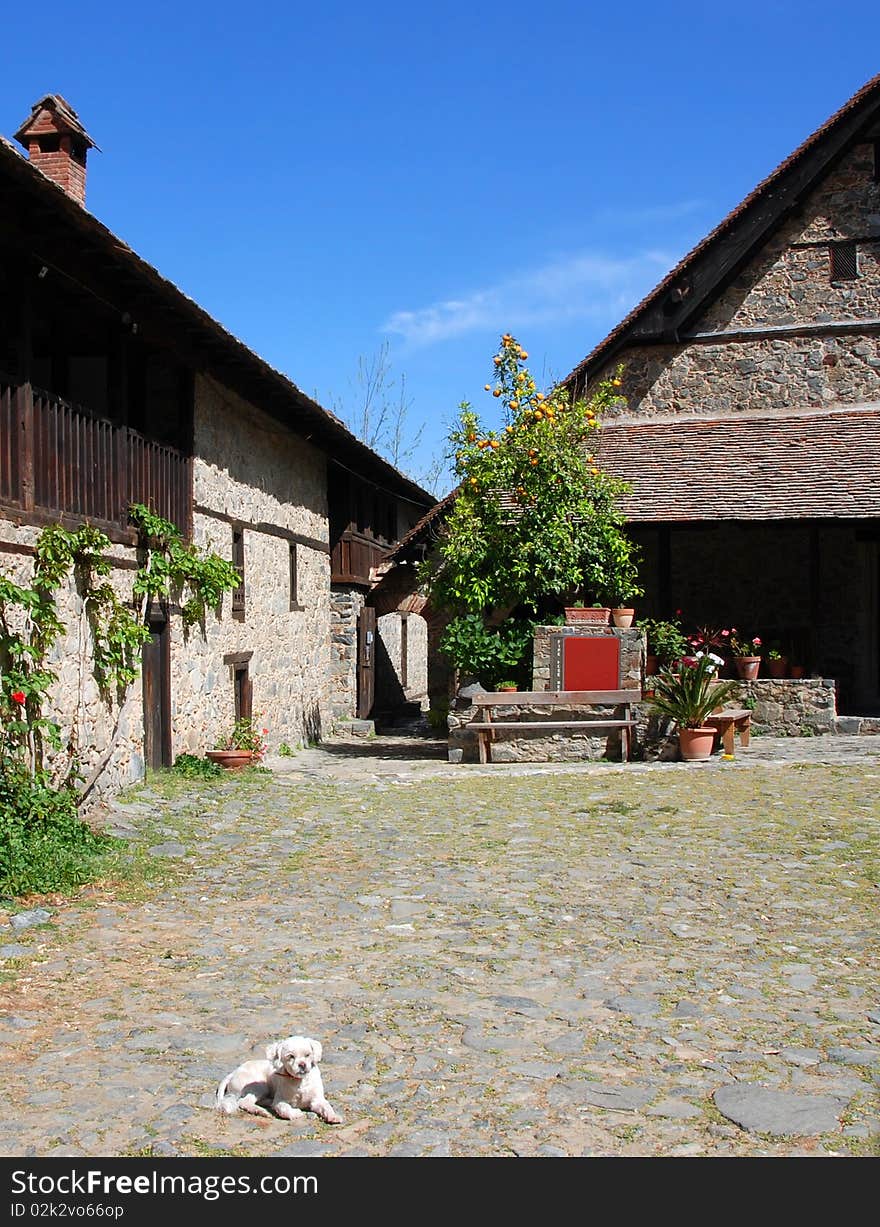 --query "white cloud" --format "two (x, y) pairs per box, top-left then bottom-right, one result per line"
(381, 248), (676, 347)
